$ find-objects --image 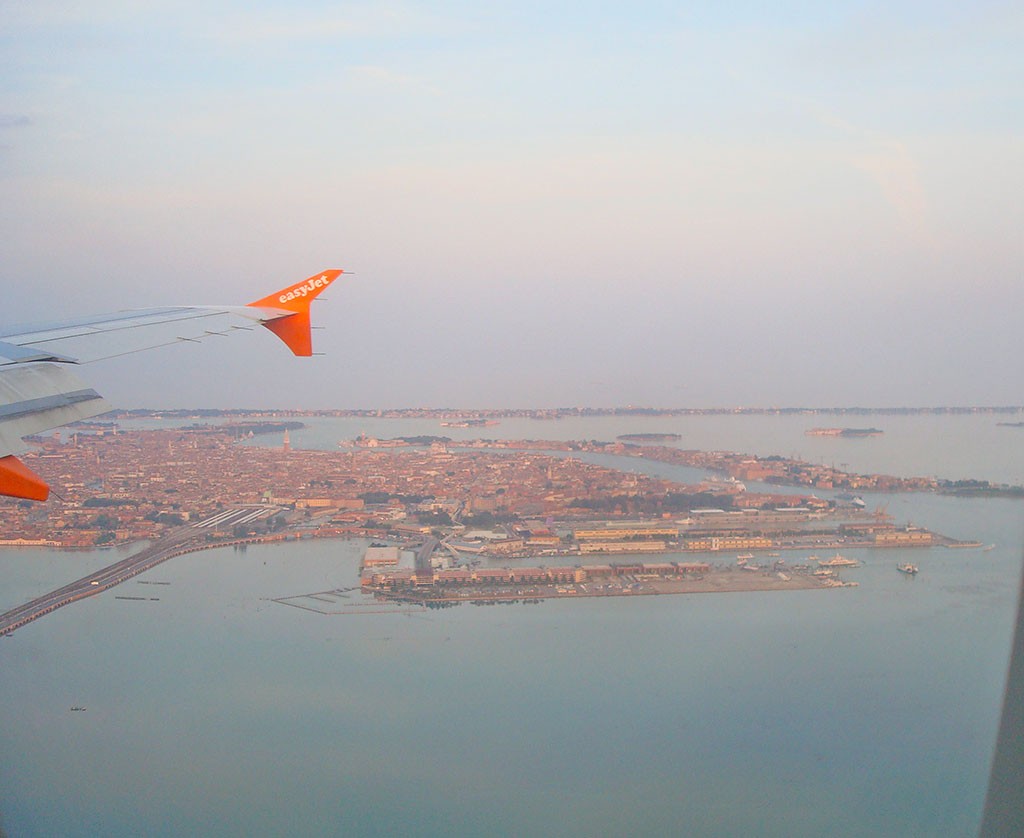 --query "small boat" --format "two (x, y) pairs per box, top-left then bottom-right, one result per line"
(736, 553), (754, 562)
(897, 563), (919, 575)
(983, 544), (996, 552)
